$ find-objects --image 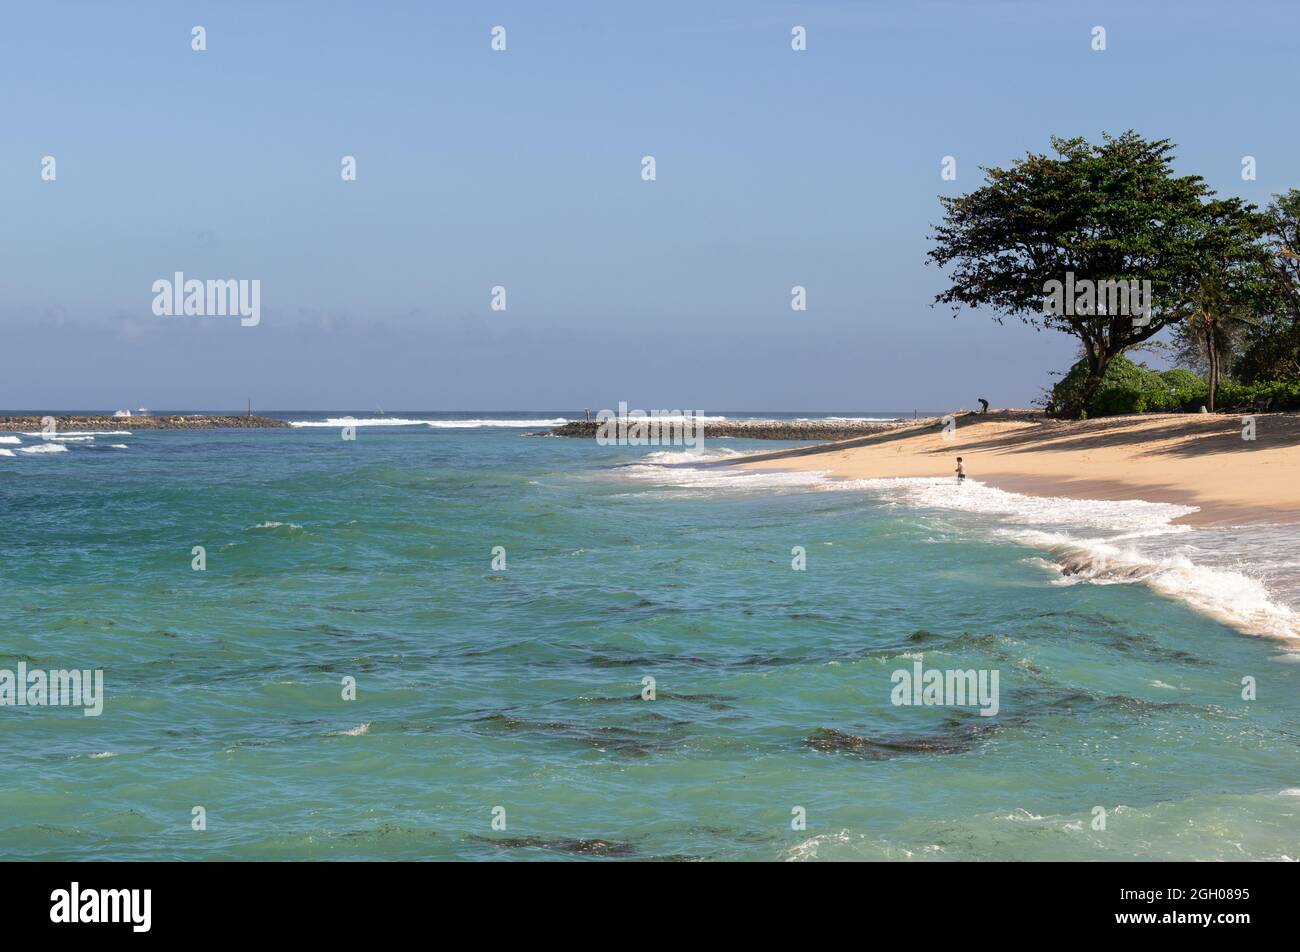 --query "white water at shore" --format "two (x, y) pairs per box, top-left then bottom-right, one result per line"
(623, 454), (1300, 644)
